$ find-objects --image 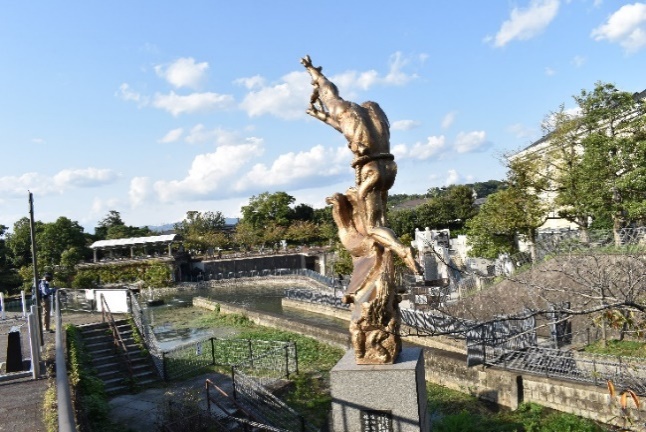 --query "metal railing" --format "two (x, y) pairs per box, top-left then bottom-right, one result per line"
(208, 369), (317, 432)
(55, 291), (76, 432)
(284, 288), (349, 310)
(100, 293), (134, 380)
(487, 346), (646, 395)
